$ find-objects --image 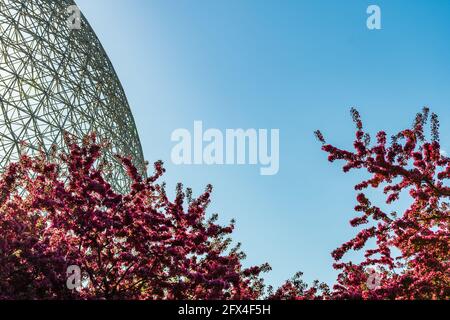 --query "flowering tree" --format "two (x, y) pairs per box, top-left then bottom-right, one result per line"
(1, 109), (448, 300)
(311, 107), (449, 299)
(0, 134), (269, 299)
